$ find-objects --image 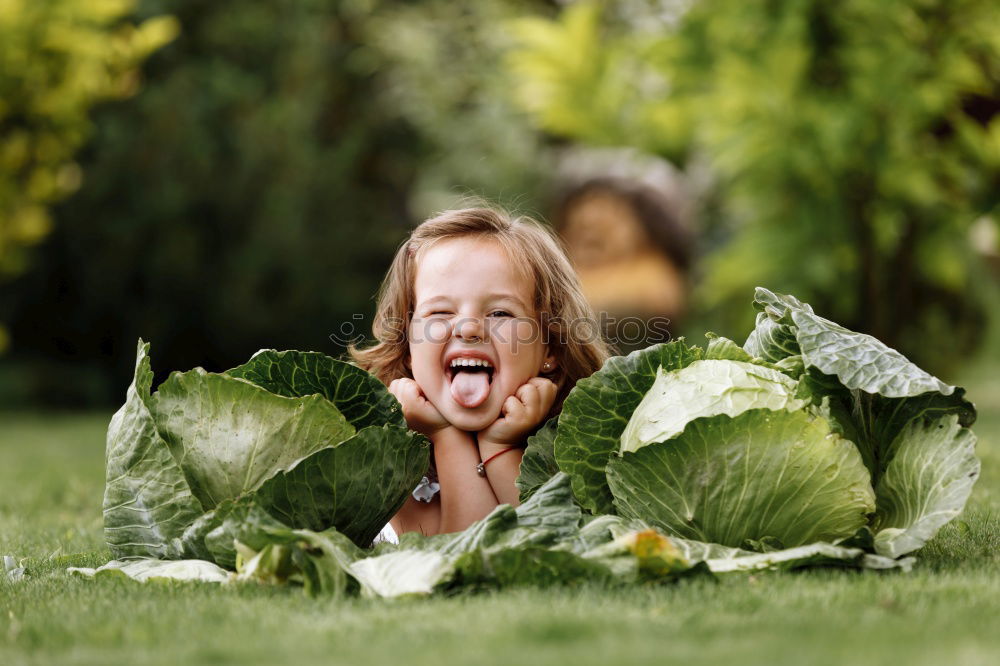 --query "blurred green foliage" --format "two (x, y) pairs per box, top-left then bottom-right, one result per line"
(2, 0), (419, 403)
(6, 0), (996, 405)
(0, 0), (554, 406)
(365, 0), (554, 216)
(509, 0), (1000, 371)
(508, 2), (690, 161)
(0, 0), (177, 351)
